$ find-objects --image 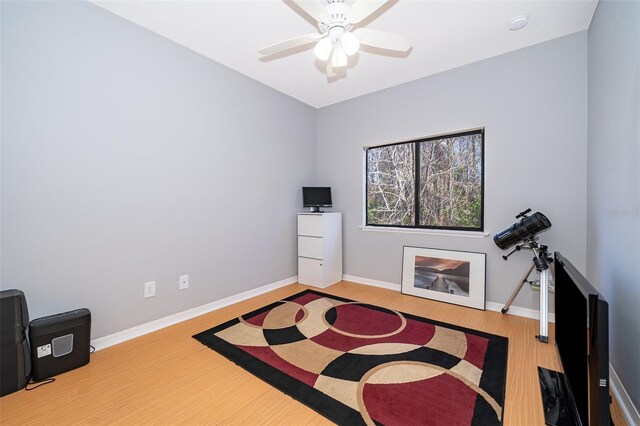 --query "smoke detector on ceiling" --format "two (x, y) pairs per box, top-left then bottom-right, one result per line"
(508, 15), (529, 31)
